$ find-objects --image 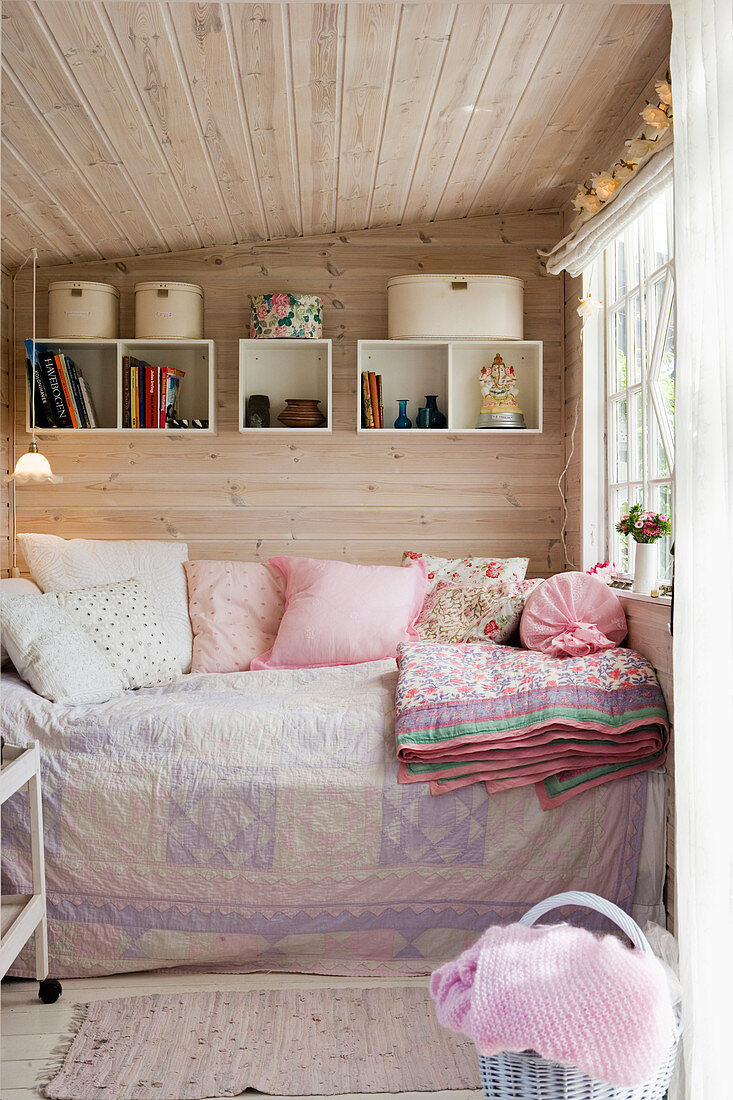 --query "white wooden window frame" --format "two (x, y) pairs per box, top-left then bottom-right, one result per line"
(581, 188), (675, 580)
